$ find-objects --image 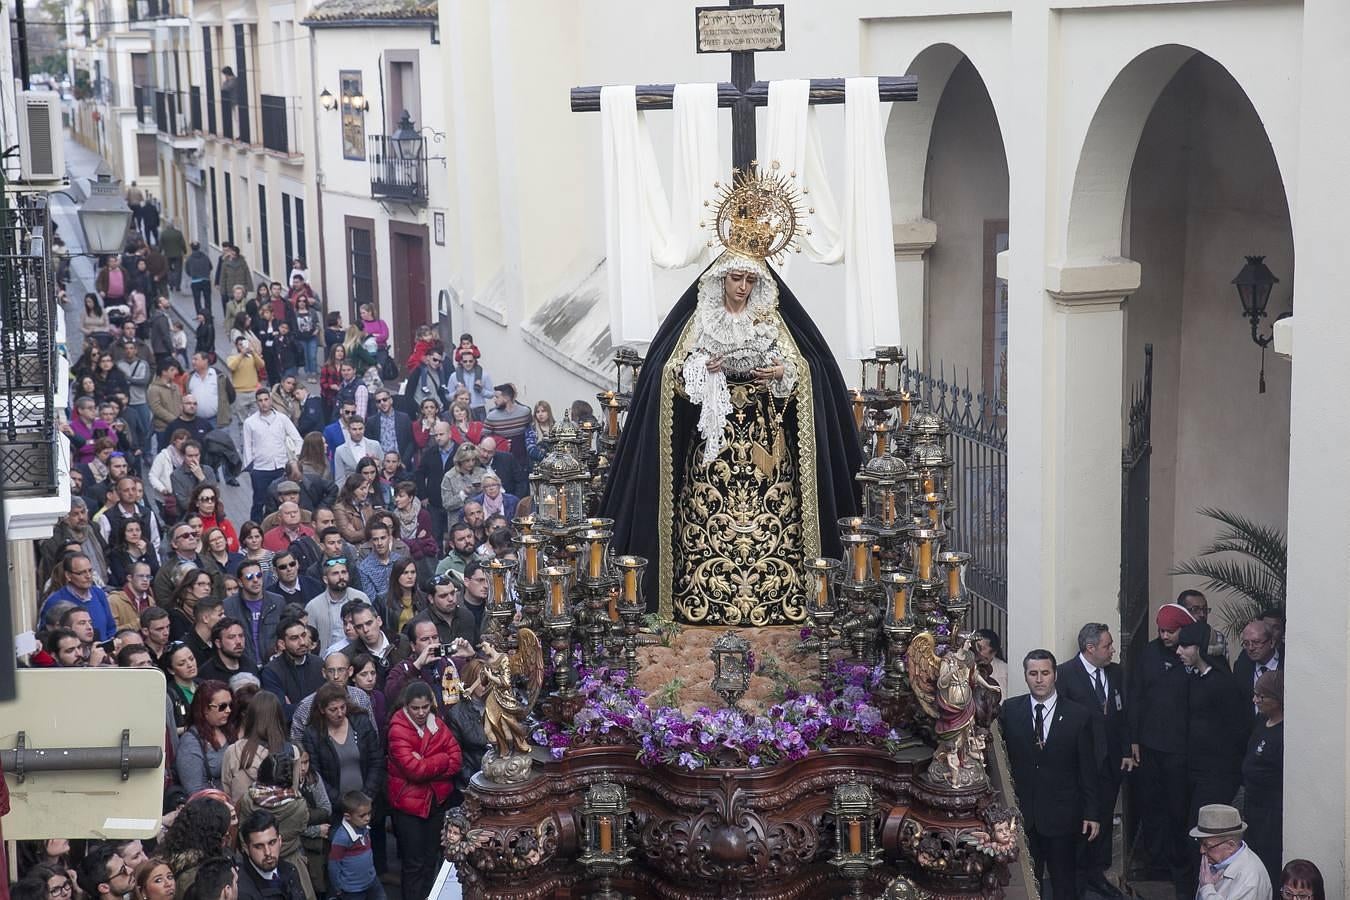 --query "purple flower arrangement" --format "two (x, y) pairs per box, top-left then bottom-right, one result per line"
(530, 659), (907, 771)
